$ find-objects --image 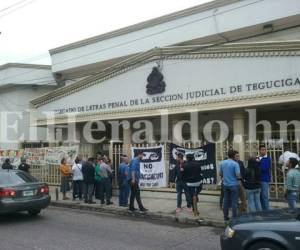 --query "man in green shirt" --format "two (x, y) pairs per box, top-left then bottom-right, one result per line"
(94, 158), (102, 203)
(285, 157), (300, 209)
